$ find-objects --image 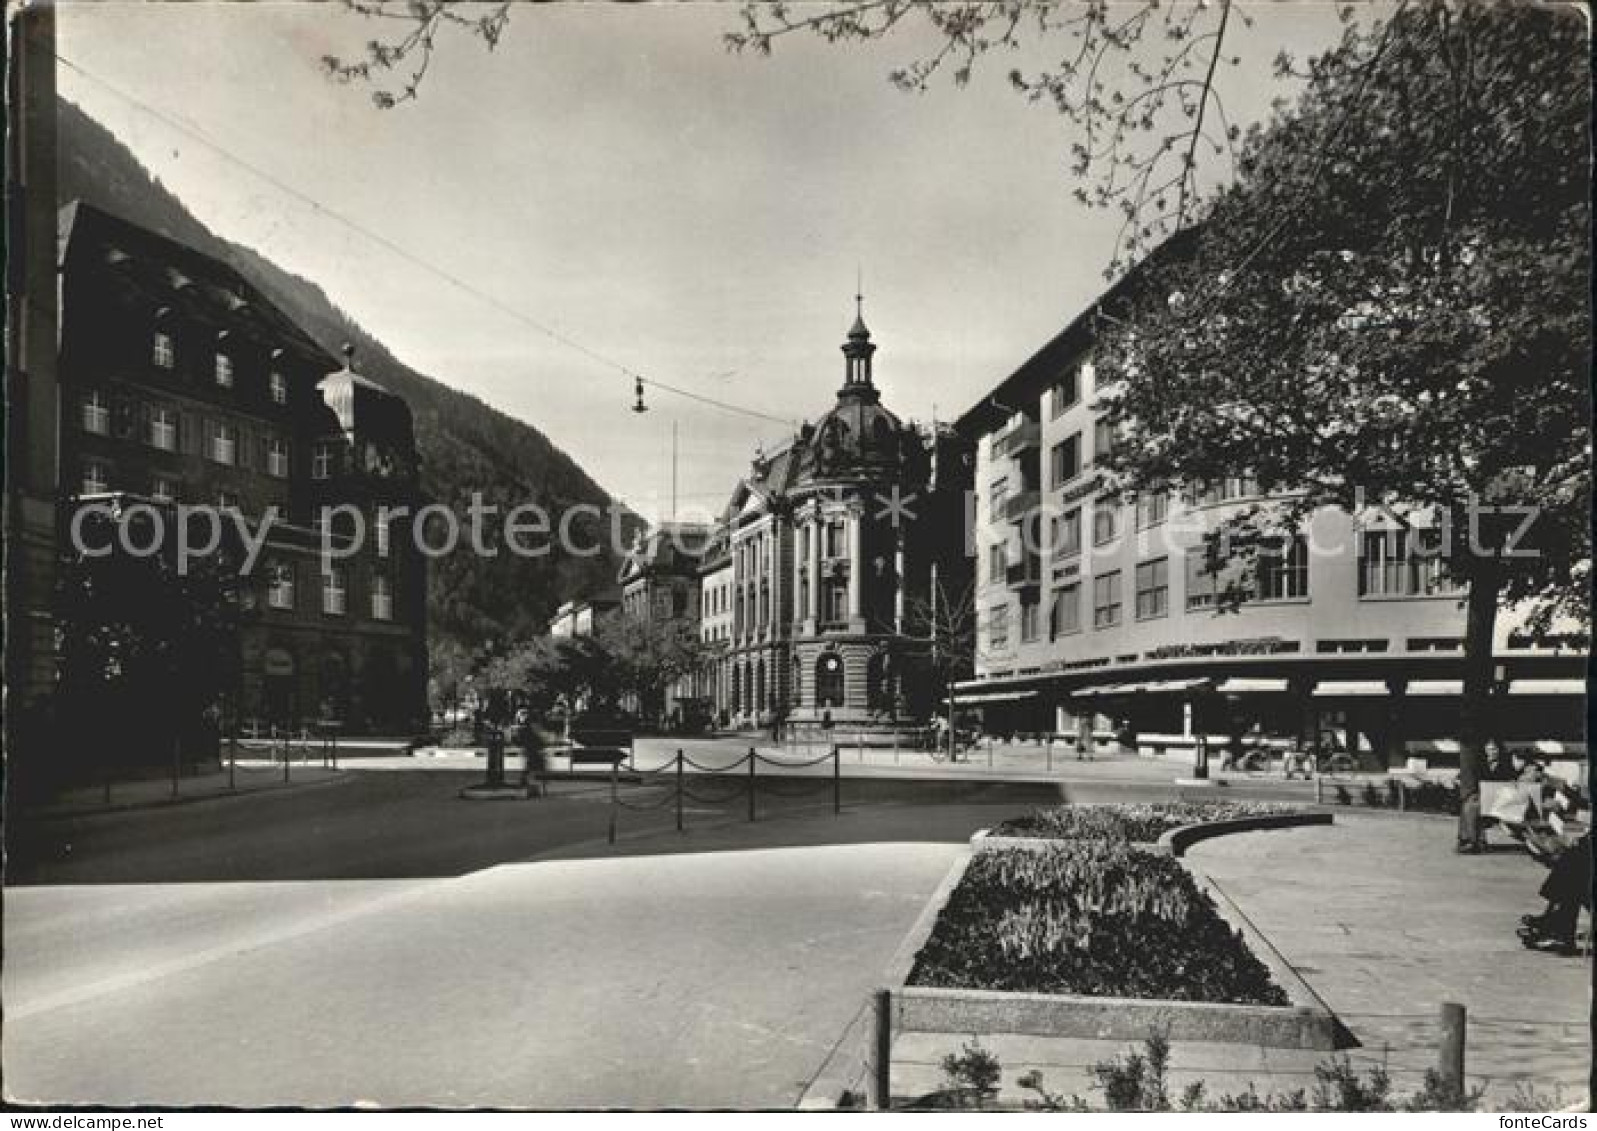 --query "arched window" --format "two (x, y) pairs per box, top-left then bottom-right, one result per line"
(816, 652), (845, 708)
